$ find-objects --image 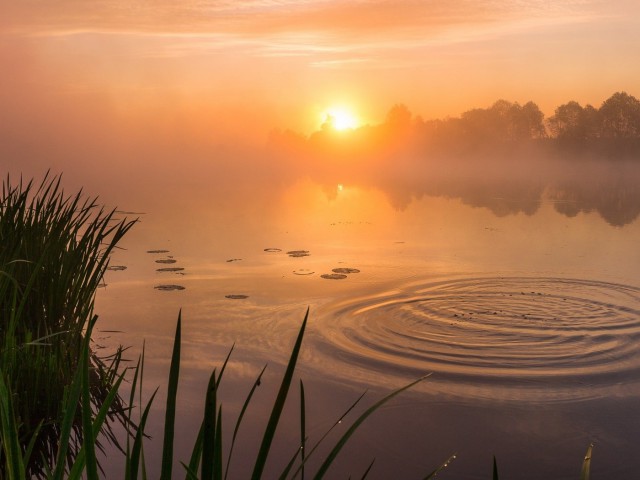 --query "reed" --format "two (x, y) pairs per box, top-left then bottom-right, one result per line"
(2, 307), (452, 479)
(0, 173), (136, 476)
